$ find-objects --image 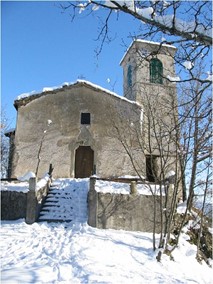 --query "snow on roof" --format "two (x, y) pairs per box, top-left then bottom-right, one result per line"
(14, 80), (141, 109)
(76, 80), (140, 106)
(120, 39), (176, 65)
(135, 39), (177, 49)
